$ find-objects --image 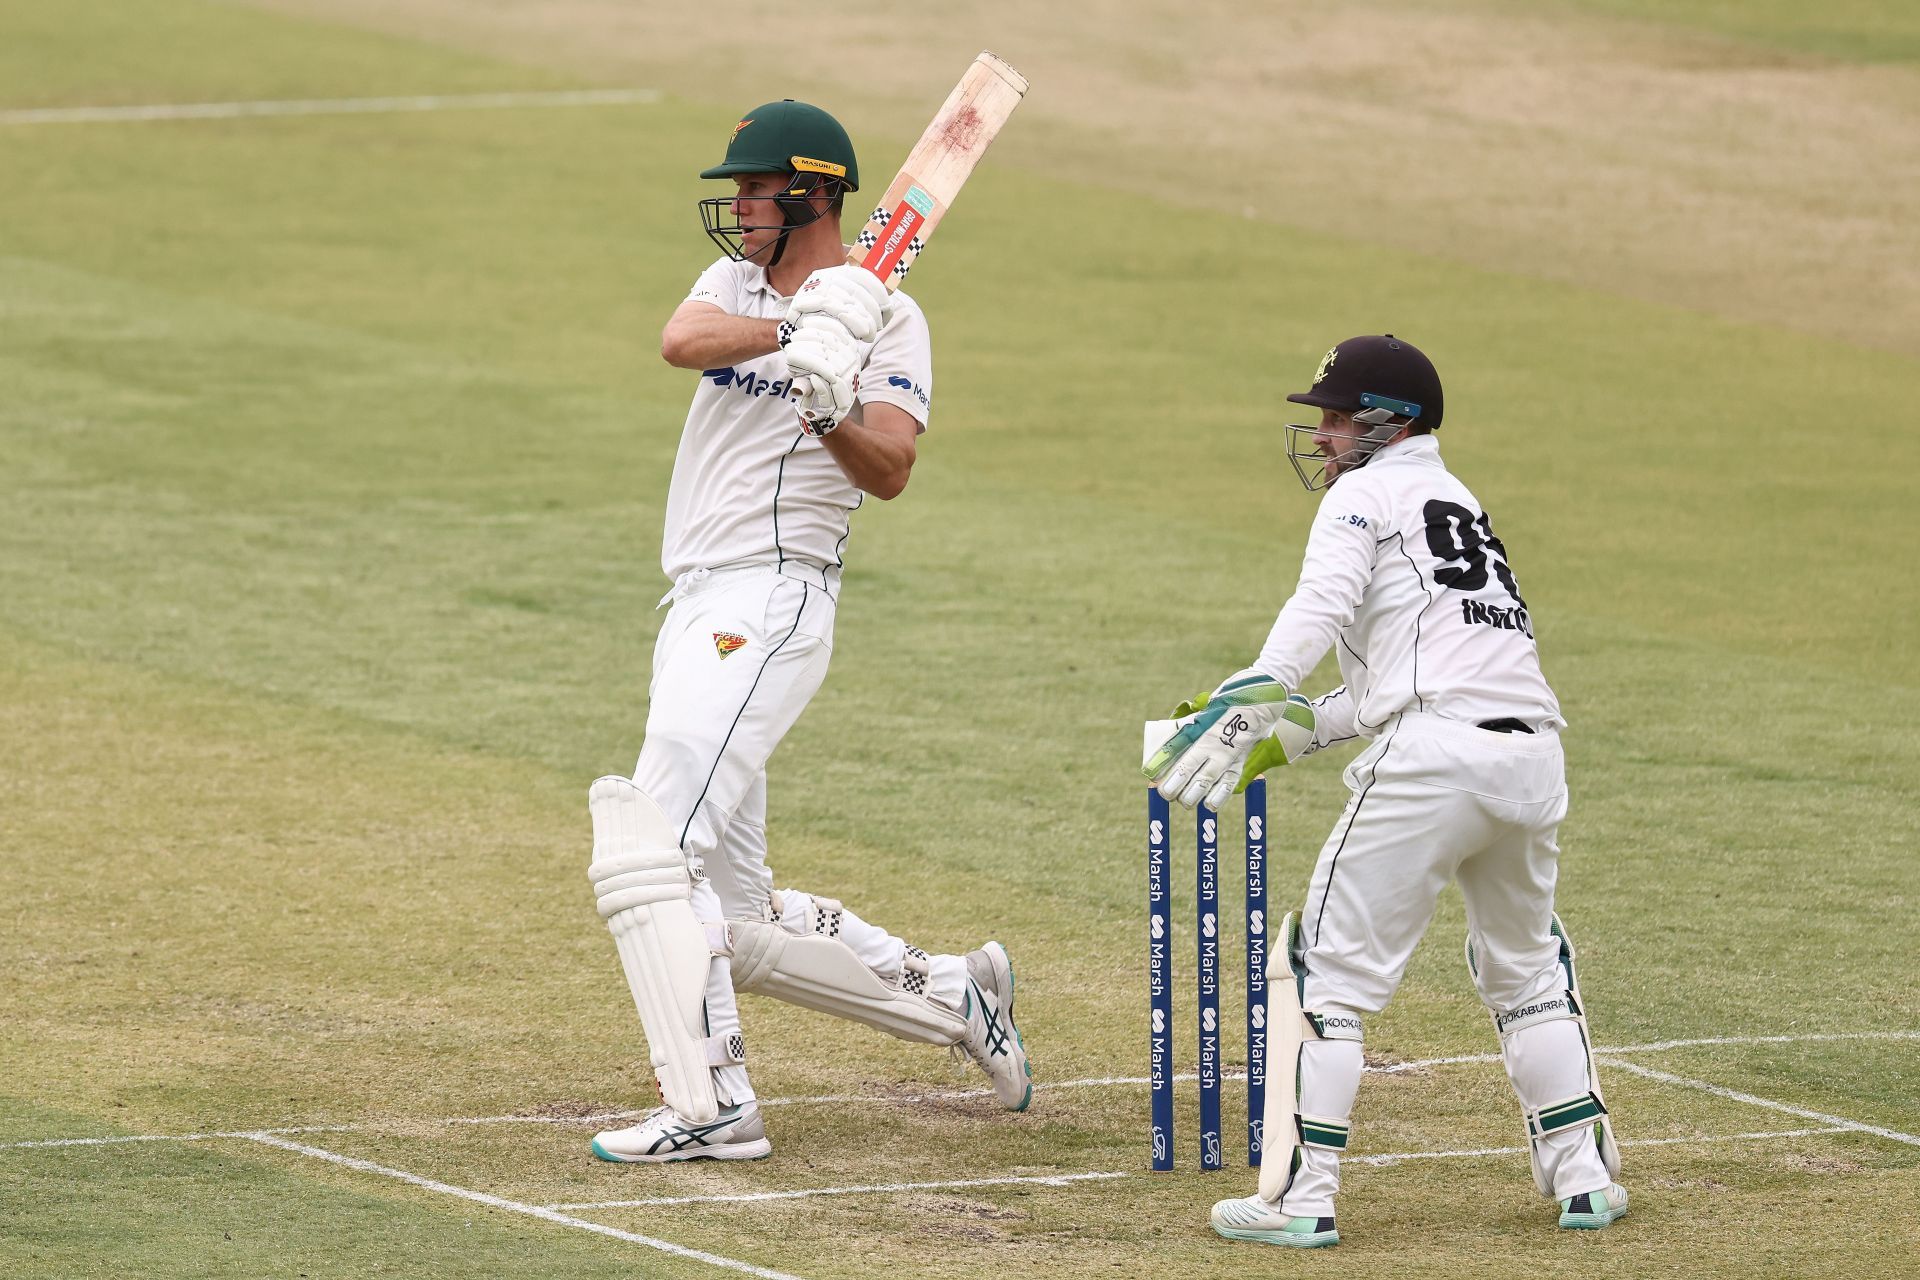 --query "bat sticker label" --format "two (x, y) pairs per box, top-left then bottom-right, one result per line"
(903, 184), (937, 216)
(862, 204), (923, 279)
